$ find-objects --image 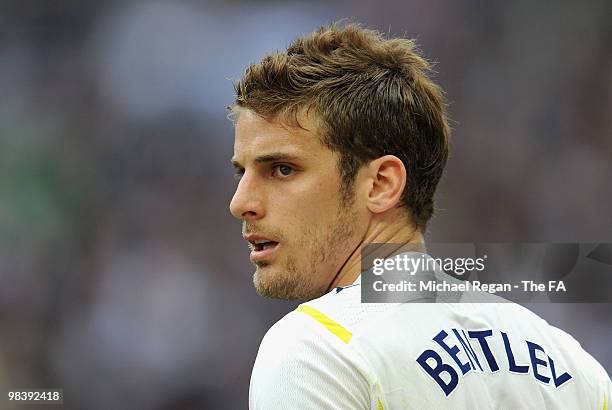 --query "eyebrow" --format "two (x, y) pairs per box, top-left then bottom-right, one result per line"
(231, 153), (301, 169)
